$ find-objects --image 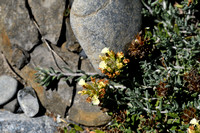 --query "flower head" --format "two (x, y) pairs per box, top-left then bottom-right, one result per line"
(99, 61), (107, 69)
(101, 47), (110, 54)
(78, 79), (86, 86)
(116, 62), (123, 69)
(98, 81), (106, 88)
(78, 90), (87, 95)
(190, 118), (199, 125)
(92, 95), (100, 105)
(117, 52), (124, 59)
